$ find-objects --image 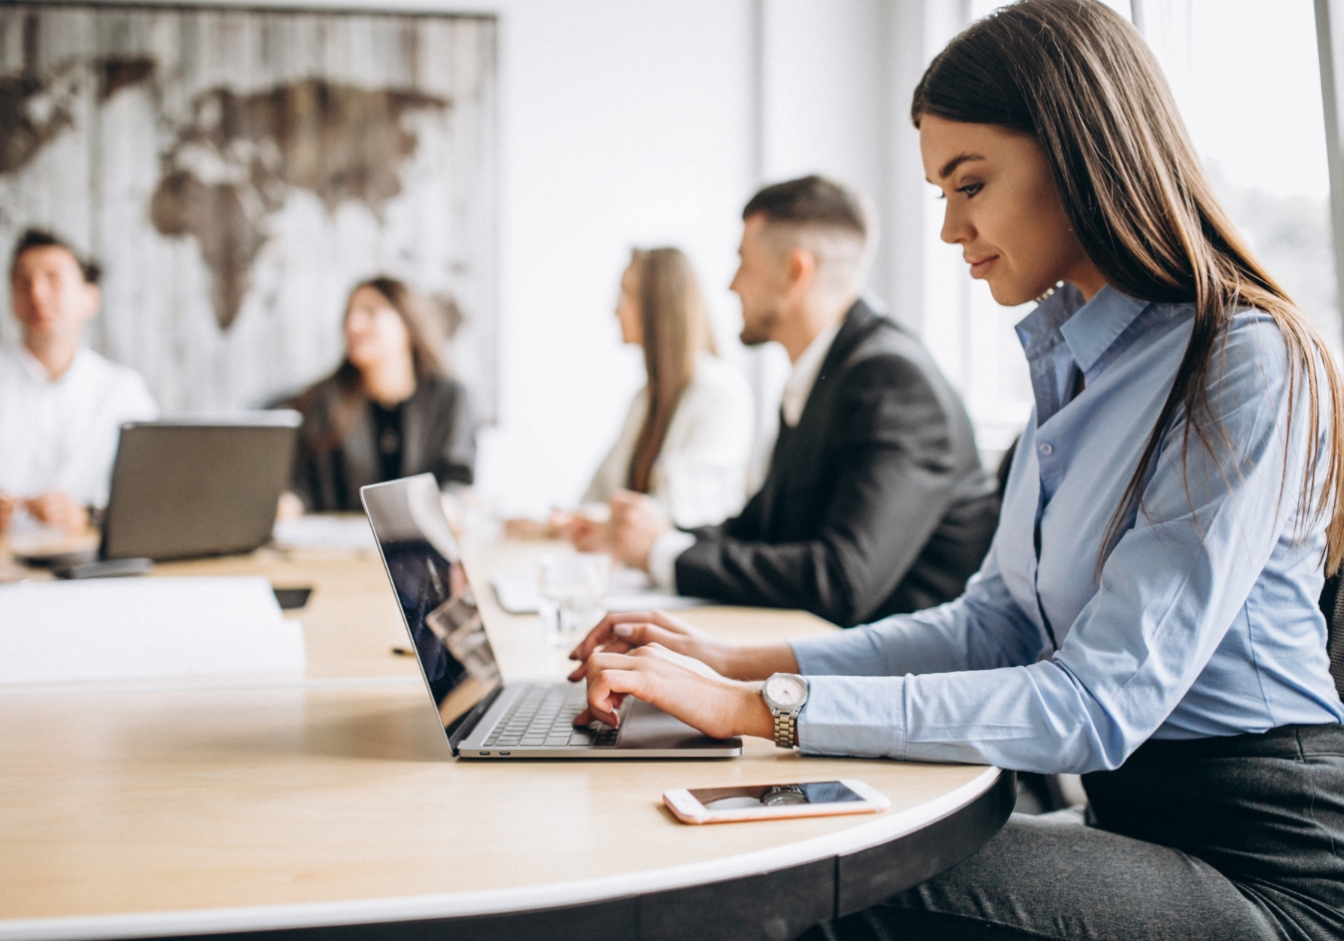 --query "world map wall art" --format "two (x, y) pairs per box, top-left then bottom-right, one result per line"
(0, 5), (498, 417)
